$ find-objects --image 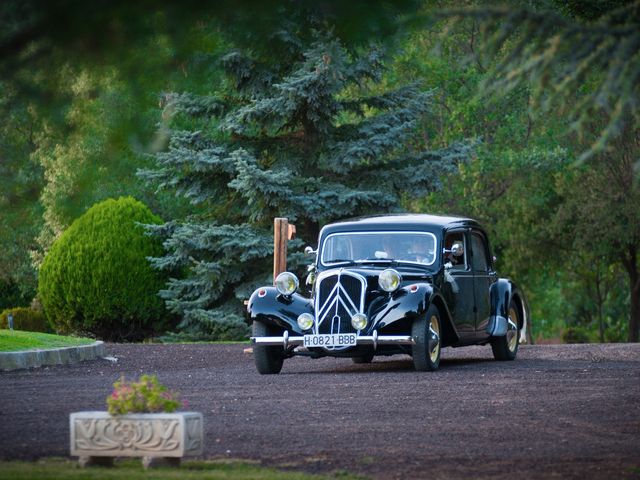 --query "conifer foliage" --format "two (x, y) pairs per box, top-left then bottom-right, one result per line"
(140, 19), (469, 339)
